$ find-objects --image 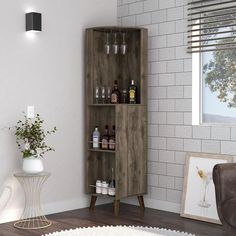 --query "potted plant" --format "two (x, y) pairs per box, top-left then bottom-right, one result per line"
(13, 113), (57, 173)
